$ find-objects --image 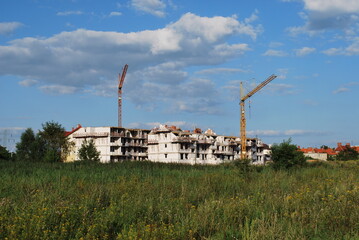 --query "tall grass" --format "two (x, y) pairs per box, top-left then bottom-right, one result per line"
(0, 161), (358, 239)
